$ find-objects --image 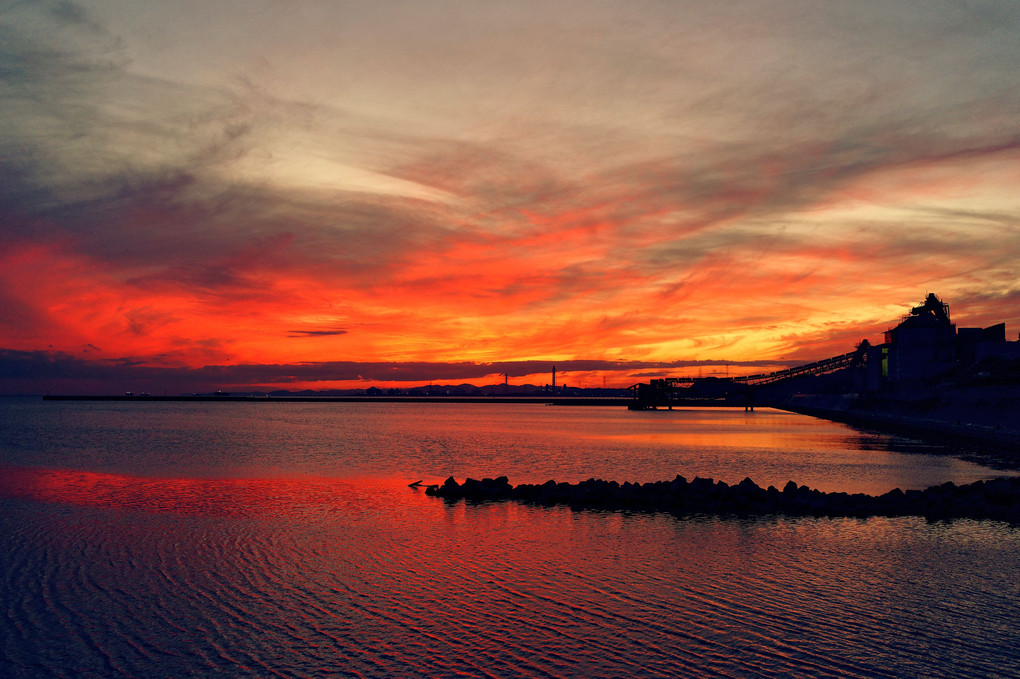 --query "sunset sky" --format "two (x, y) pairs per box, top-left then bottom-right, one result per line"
(3, 0), (1020, 394)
